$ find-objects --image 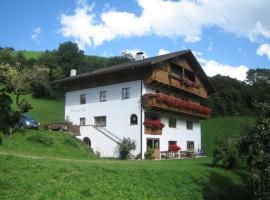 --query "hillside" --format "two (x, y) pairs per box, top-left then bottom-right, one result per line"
(11, 51), (43, 59)
(0, 130), (96, 160)
(201, 116), (255, 155)
(12, 94), (64, 124)
(0, 152), (249, 199)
